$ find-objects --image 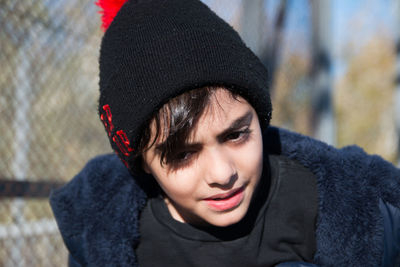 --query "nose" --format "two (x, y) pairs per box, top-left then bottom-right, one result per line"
(204, 146), (237, 188)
